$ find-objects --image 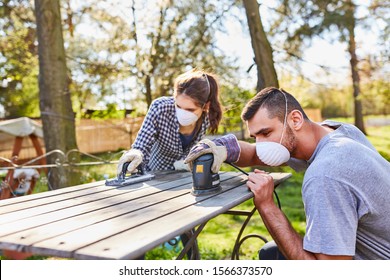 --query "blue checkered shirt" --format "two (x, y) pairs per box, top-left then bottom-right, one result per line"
(132, 96), (209, 171)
